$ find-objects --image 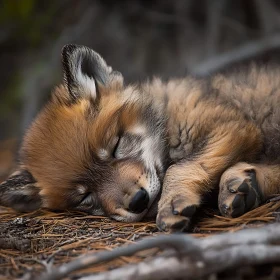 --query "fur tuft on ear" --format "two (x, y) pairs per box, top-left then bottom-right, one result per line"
(0, 169), (42, 212)
(61, 44), (123, 101)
